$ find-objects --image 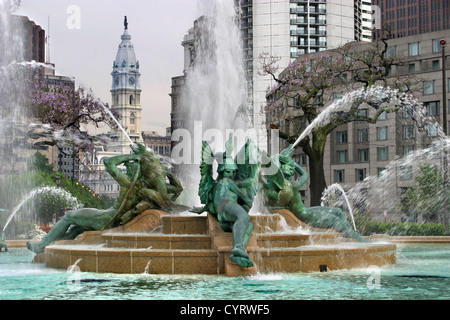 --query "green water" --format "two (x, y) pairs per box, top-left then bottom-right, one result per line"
(0, 244), (449, 300)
